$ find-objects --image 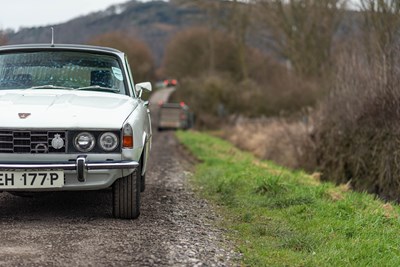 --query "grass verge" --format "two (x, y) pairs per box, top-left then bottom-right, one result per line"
(176, 131), (400, 266)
